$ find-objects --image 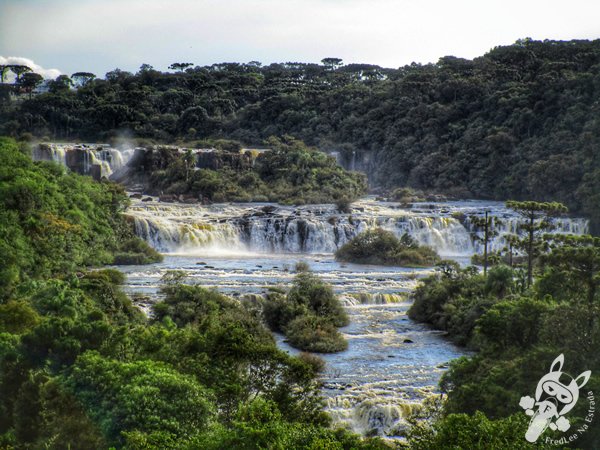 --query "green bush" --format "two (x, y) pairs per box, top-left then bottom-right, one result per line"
(335, 228), (440, 267)
(286, 316), (348, 353)
(263, 269), (349, 353)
